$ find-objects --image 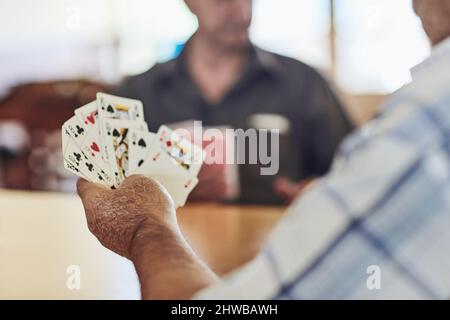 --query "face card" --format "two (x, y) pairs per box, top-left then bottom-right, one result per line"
(129, 130), (158, 174)
(101, 119), (148, 186)
(157, 125), (204, 177)
(97, 93), (145, 122)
